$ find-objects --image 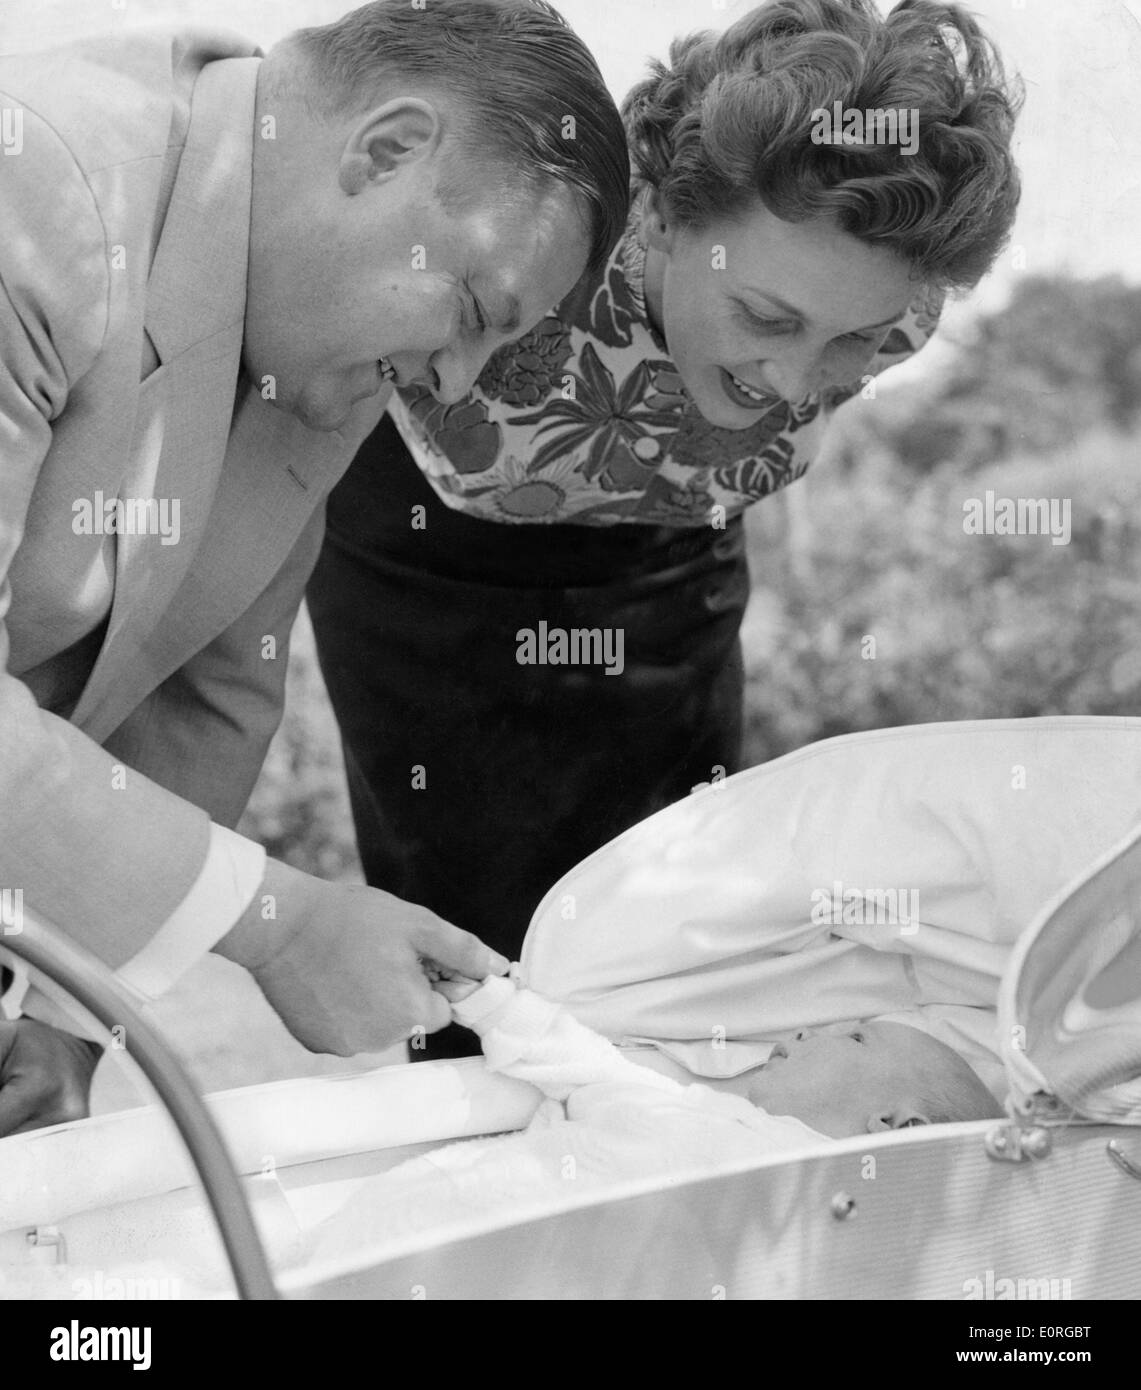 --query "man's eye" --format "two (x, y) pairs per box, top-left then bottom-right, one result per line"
(468, 294), (488, 333)
(840, 331), (879, 347)
(850, 1031), (865, 1044)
